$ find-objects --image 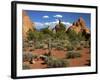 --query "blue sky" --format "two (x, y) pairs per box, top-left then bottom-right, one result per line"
(24, 10), (91, 30)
